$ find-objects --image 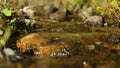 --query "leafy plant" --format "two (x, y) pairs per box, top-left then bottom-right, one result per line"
(96, 0), (119, 16)
(0, 0), (16, 47)
(55, 0), (92, 11)
(1, 7), (16, 24)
